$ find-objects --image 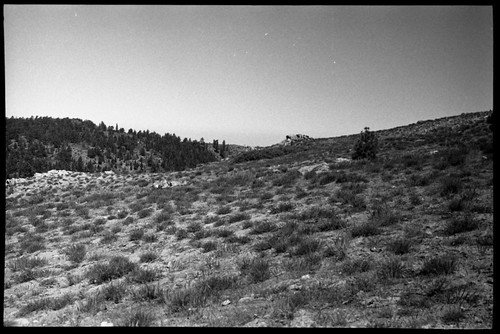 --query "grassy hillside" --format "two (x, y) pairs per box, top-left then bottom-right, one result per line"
(4, 110), (493, 328)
